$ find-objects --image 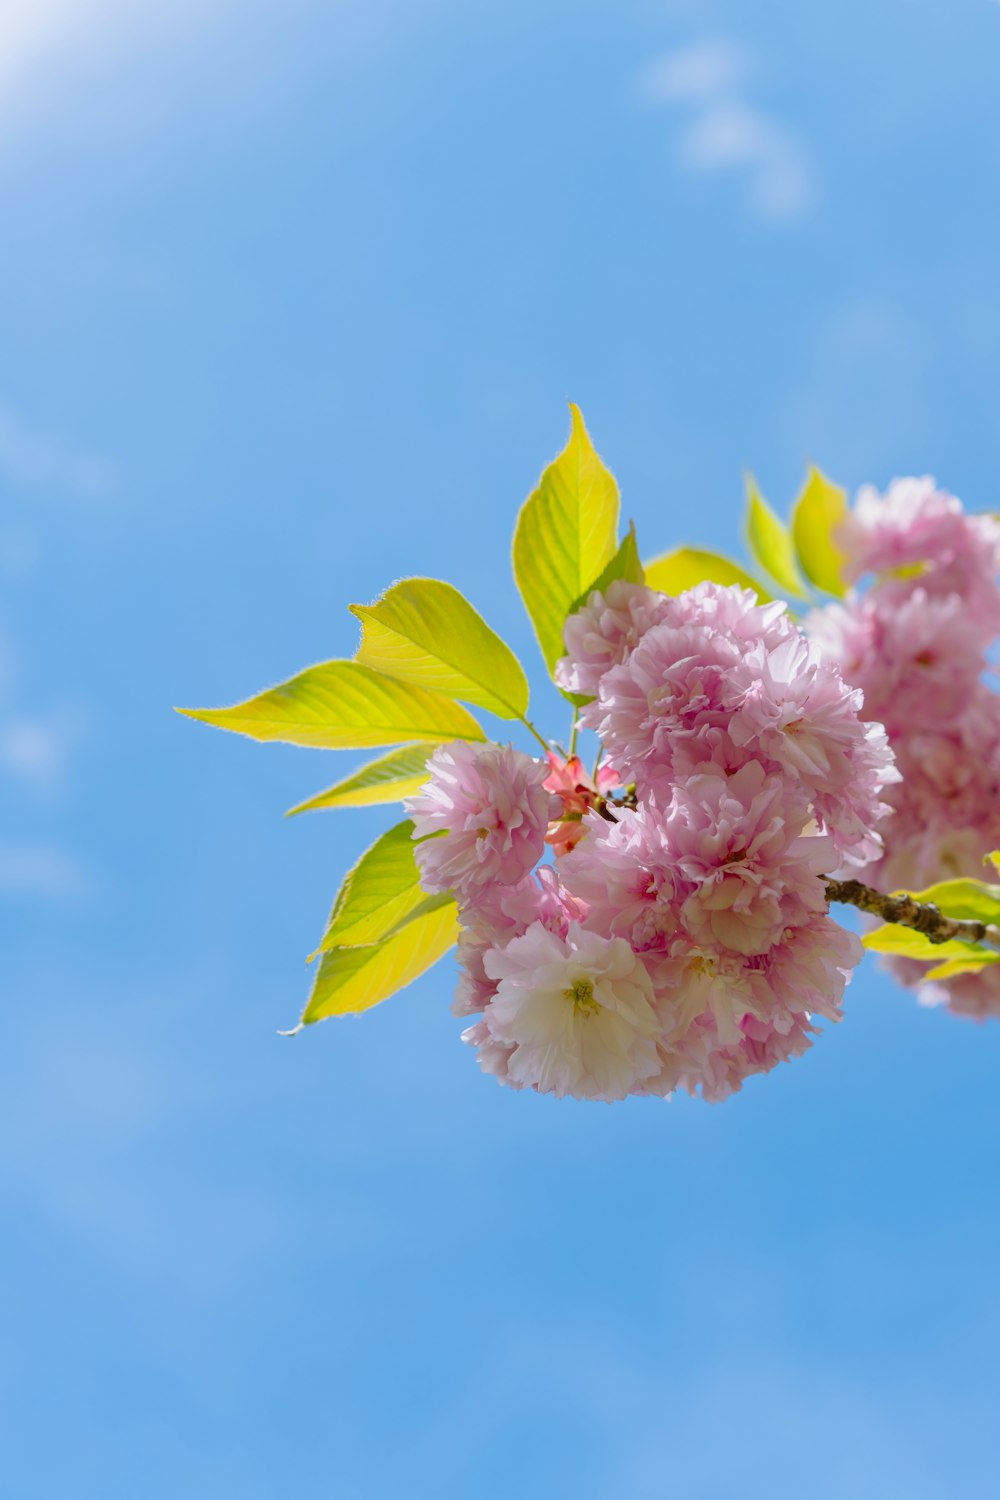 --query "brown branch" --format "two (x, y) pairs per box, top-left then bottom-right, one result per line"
(824, 878), (1000, 950)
